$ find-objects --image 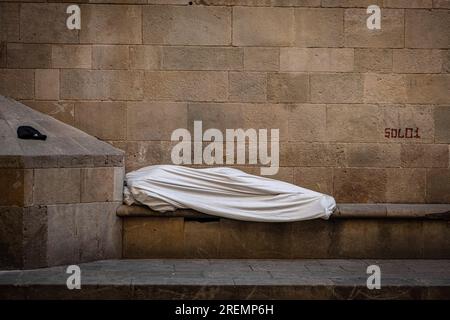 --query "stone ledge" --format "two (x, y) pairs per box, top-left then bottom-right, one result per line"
(116, 203), (450, 220)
